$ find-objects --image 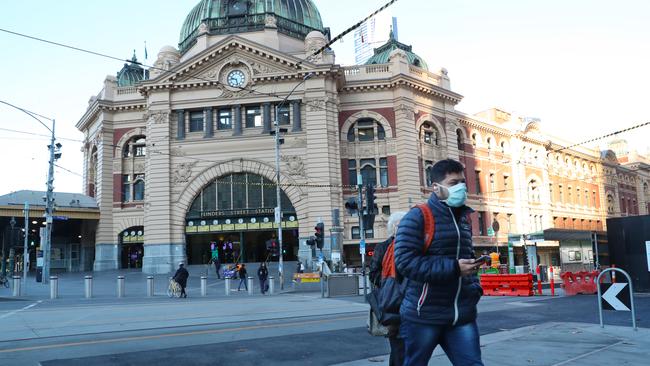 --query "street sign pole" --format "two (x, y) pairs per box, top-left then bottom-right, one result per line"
(597, 267), (637, 331)
(357, 174), (367, 300)
(23, 202), (29, 294)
